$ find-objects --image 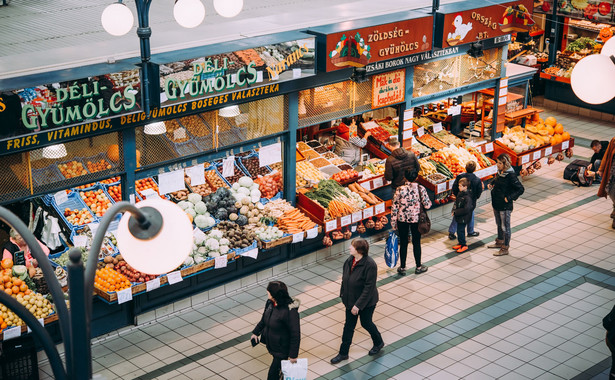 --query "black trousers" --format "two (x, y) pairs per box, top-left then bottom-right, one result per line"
(397, 221), (422, 268)
(267, 355), (285, 380)
(339, 306), (383, 356)
(607, 337), (615, 378)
